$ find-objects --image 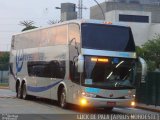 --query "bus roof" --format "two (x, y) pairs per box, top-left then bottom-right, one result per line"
(13, 19), (129, 36)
